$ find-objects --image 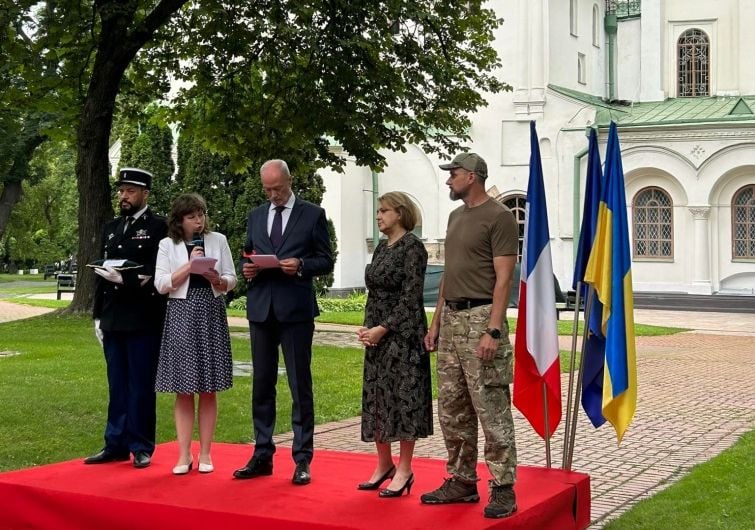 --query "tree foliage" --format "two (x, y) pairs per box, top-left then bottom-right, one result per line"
(151, 1), (507, 172)
(113, 106), (175, 215)
(173, 128), (336, 297)
(2, 142), (78, 268)
(4, 0), (507, 312)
